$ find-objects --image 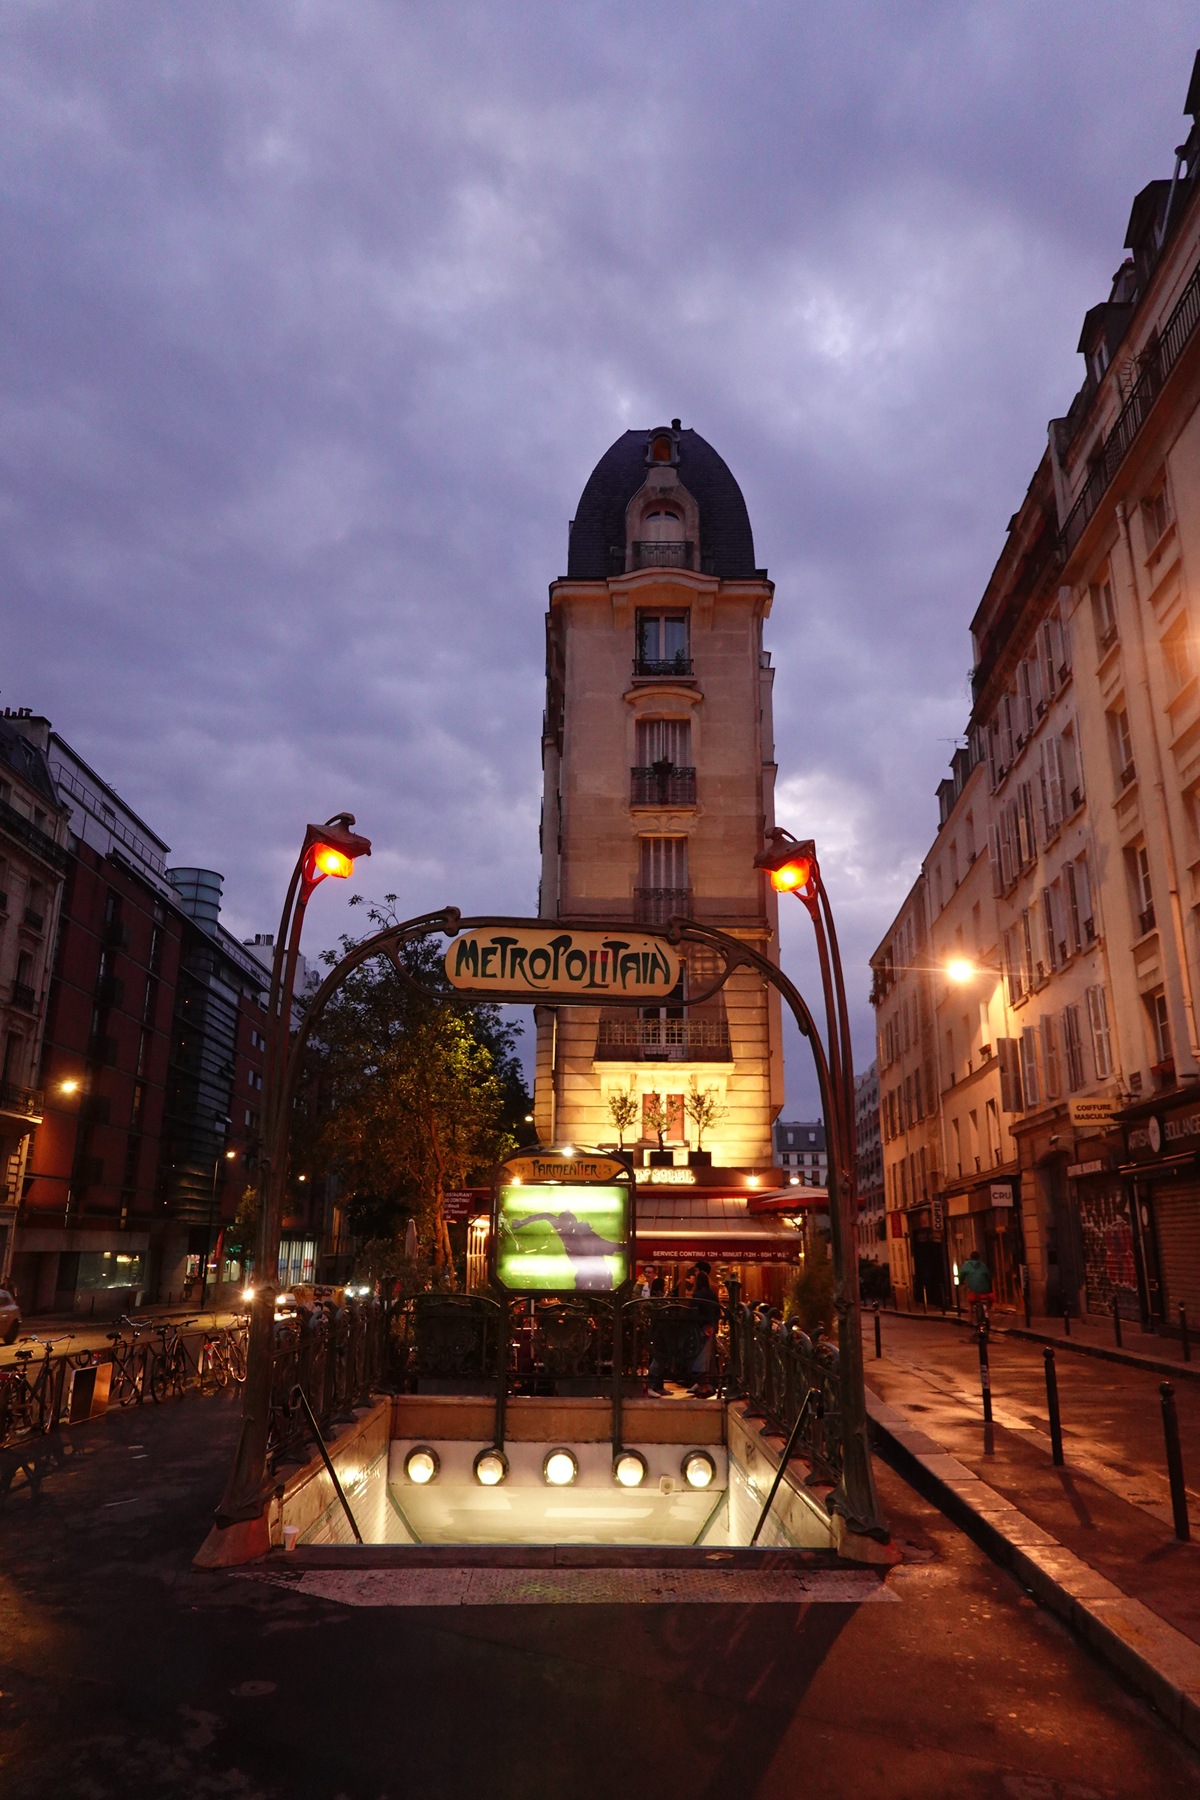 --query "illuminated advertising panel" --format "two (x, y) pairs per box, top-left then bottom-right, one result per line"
(493, 1151), (634, 1294)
